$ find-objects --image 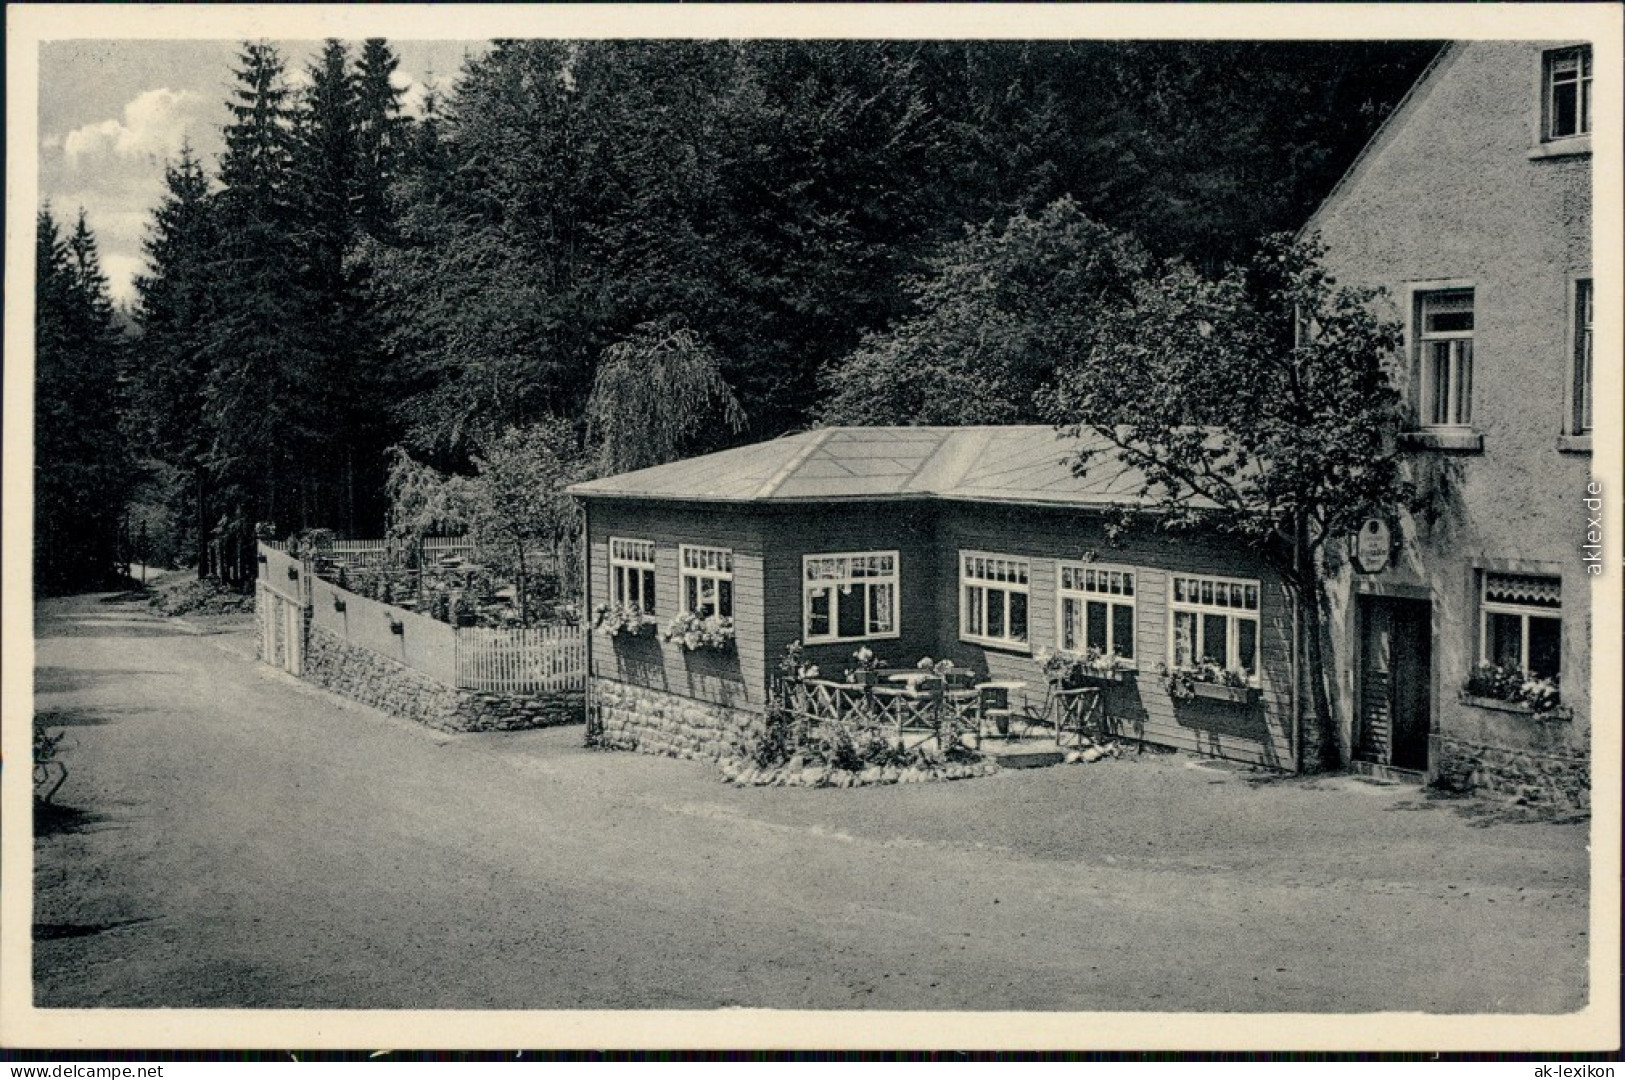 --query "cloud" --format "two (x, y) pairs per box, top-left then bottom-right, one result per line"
(102, 254), (144, 307)
(62, 87), (209, 167)
(392, 69), (444, 120)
